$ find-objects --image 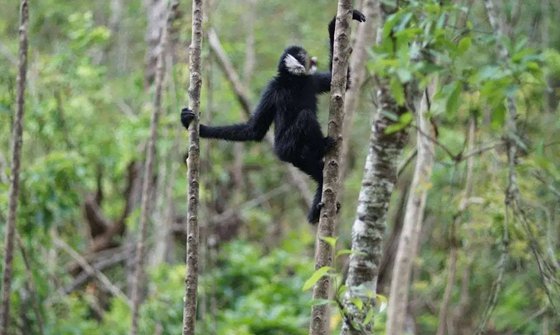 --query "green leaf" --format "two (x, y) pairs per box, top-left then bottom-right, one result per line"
(385, 111), (413, 135)
(376, 294), (388, 313)
(303, 266), (333, 291)
(390, 77), (405, 105)
(337, 284), (348, 297)
(457, 37), (472, 55)
(396, 68), (413, 83)
(363, 308), (375, 325)
(399, 112), (413, 125)
(311, 299), (332, 306)
(446, 82), (461, 115)
(351, 297), (364, 311)
(320, 236), (338, 248)
(336, 249), (353, 257)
